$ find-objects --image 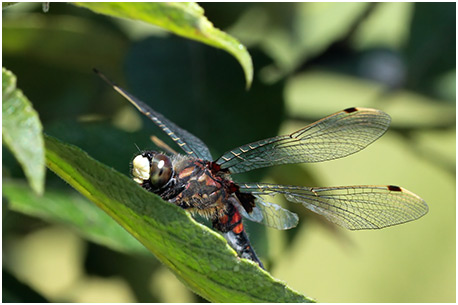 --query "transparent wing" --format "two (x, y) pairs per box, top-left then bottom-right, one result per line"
(95, 70), (213, 160)
(216, 107), (391, 173)
(237, 195), (299, 230)
(239, 183), (428, 230)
